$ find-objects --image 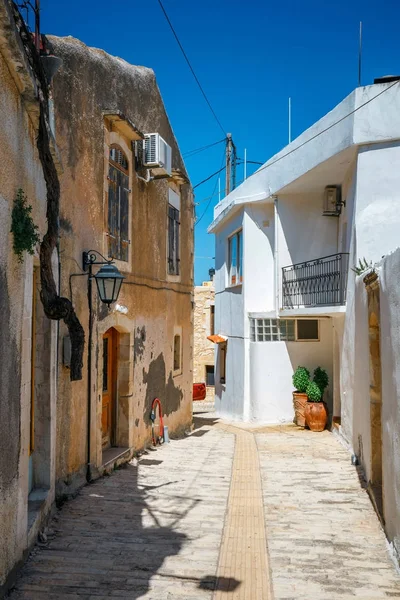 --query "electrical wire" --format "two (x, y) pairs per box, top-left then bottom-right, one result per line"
(184, 138), (225, 158)
(193, 164), (226, 190)
(195, 146), (226, 226)
(157, 0), (226, 136)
